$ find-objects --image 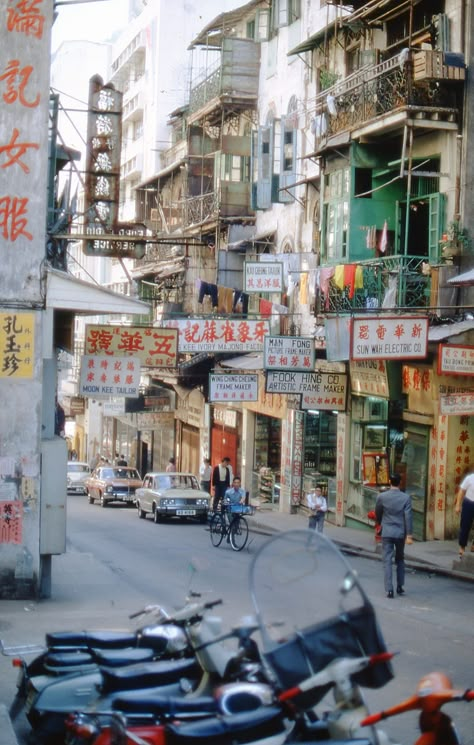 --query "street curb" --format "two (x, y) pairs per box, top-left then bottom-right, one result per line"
(249, 521), (474, 584)
(0, 705), (18, 745)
